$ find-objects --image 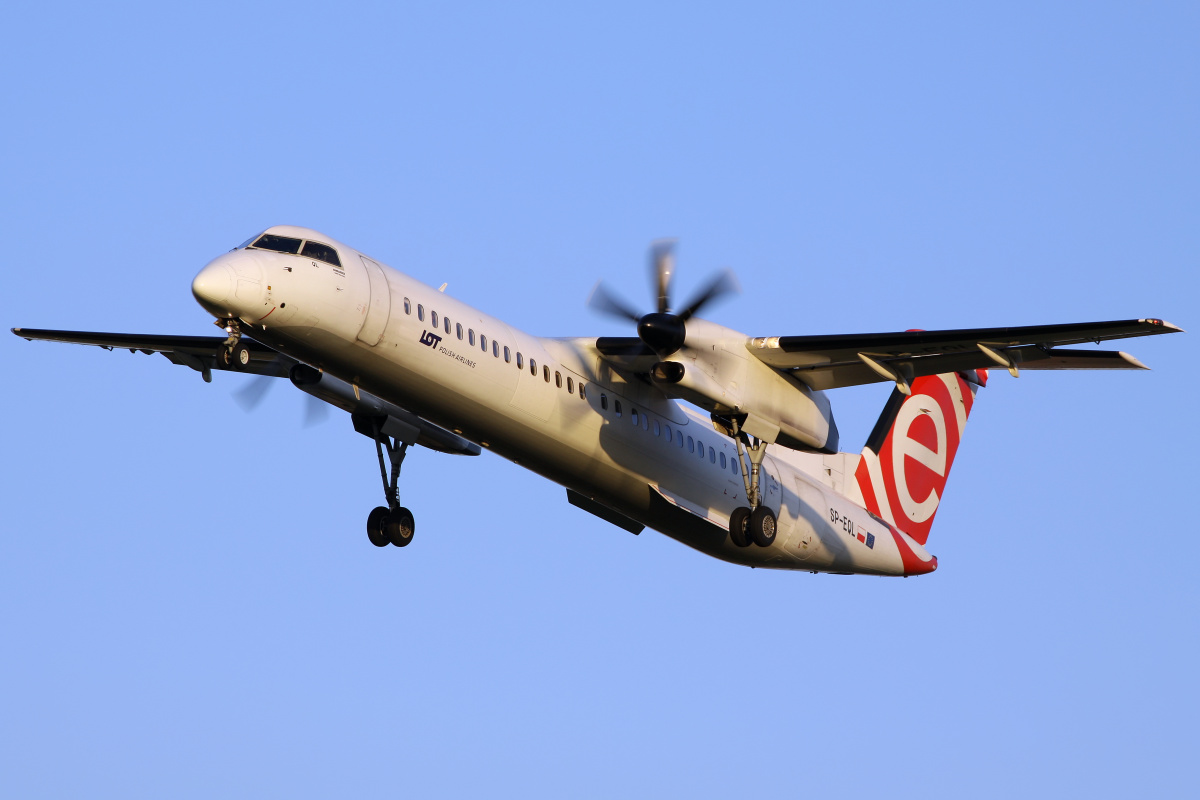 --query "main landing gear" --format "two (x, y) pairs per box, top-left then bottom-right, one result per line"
(727, 419), (777, 549)
(365, 417), (416, 548)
